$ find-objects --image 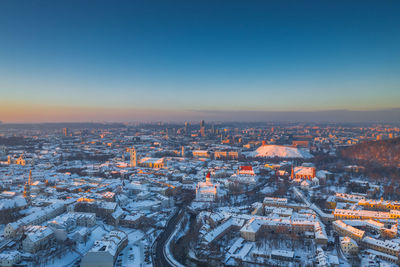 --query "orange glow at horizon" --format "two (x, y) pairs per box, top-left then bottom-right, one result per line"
(0, 102), (190, 123)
